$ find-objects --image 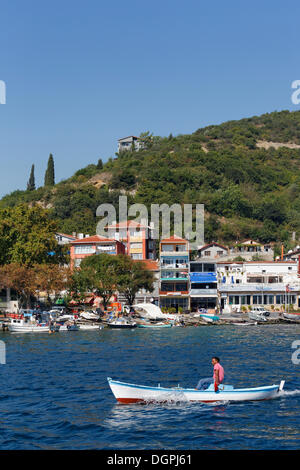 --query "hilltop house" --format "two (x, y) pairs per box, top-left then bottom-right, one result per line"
(118, 136), (144, 152)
